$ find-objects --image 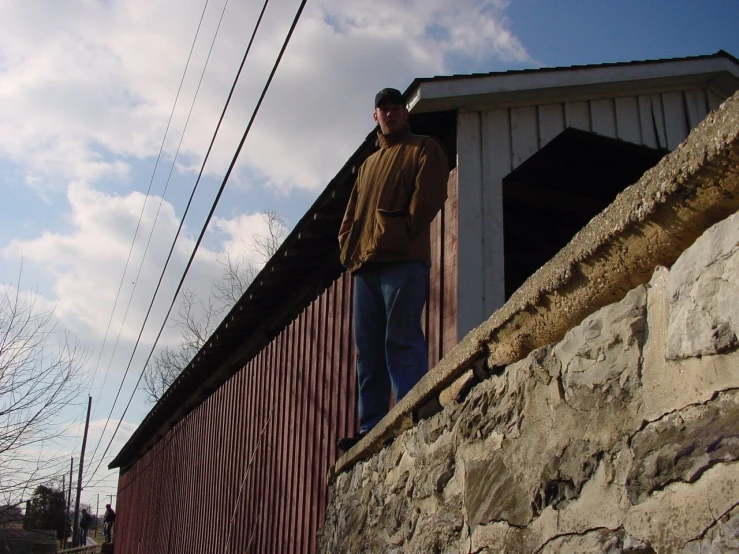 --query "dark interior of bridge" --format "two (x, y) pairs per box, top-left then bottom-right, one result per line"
(503, 128), (668, 298)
